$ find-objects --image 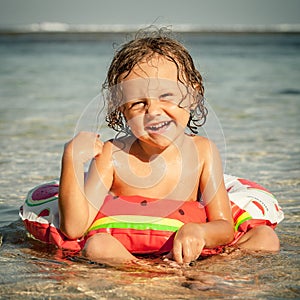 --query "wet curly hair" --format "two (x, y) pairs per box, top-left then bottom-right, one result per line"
(102, 27), (208, 134)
